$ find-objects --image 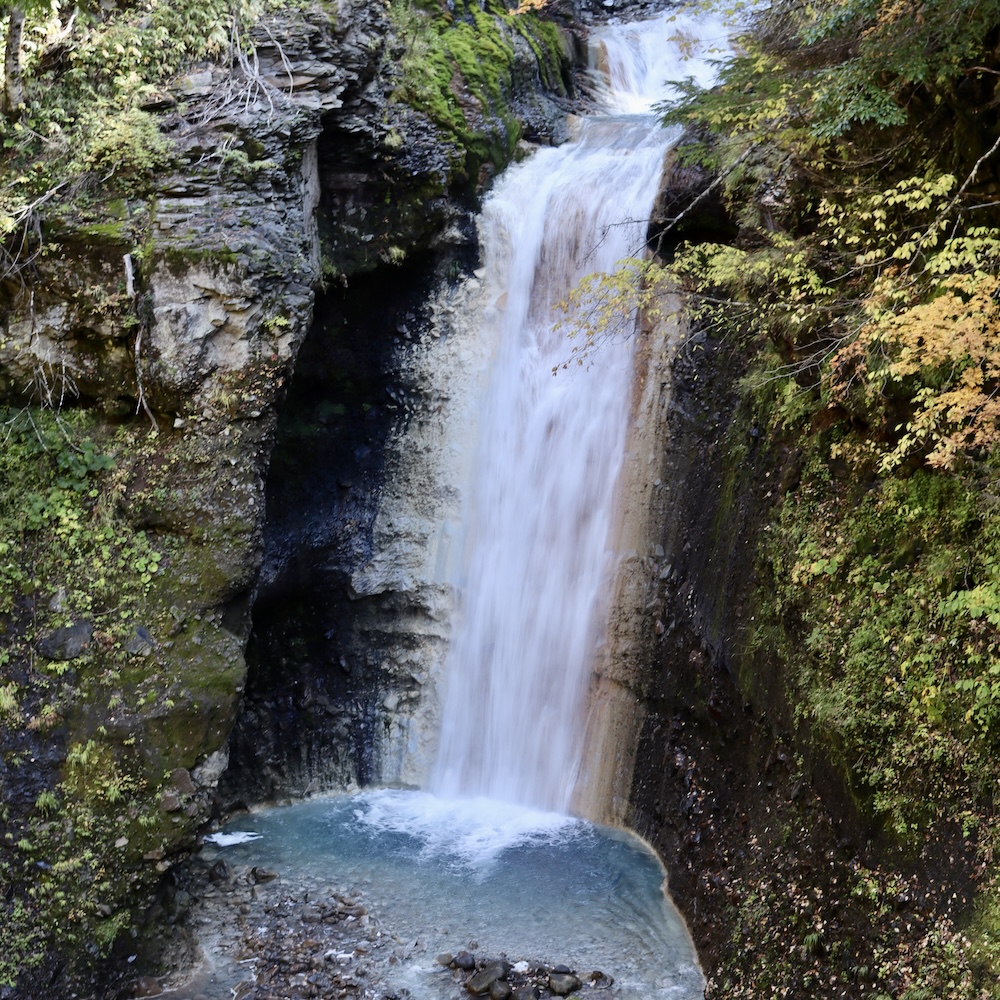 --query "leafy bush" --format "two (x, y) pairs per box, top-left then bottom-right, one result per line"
(71, 106), (173, 188)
